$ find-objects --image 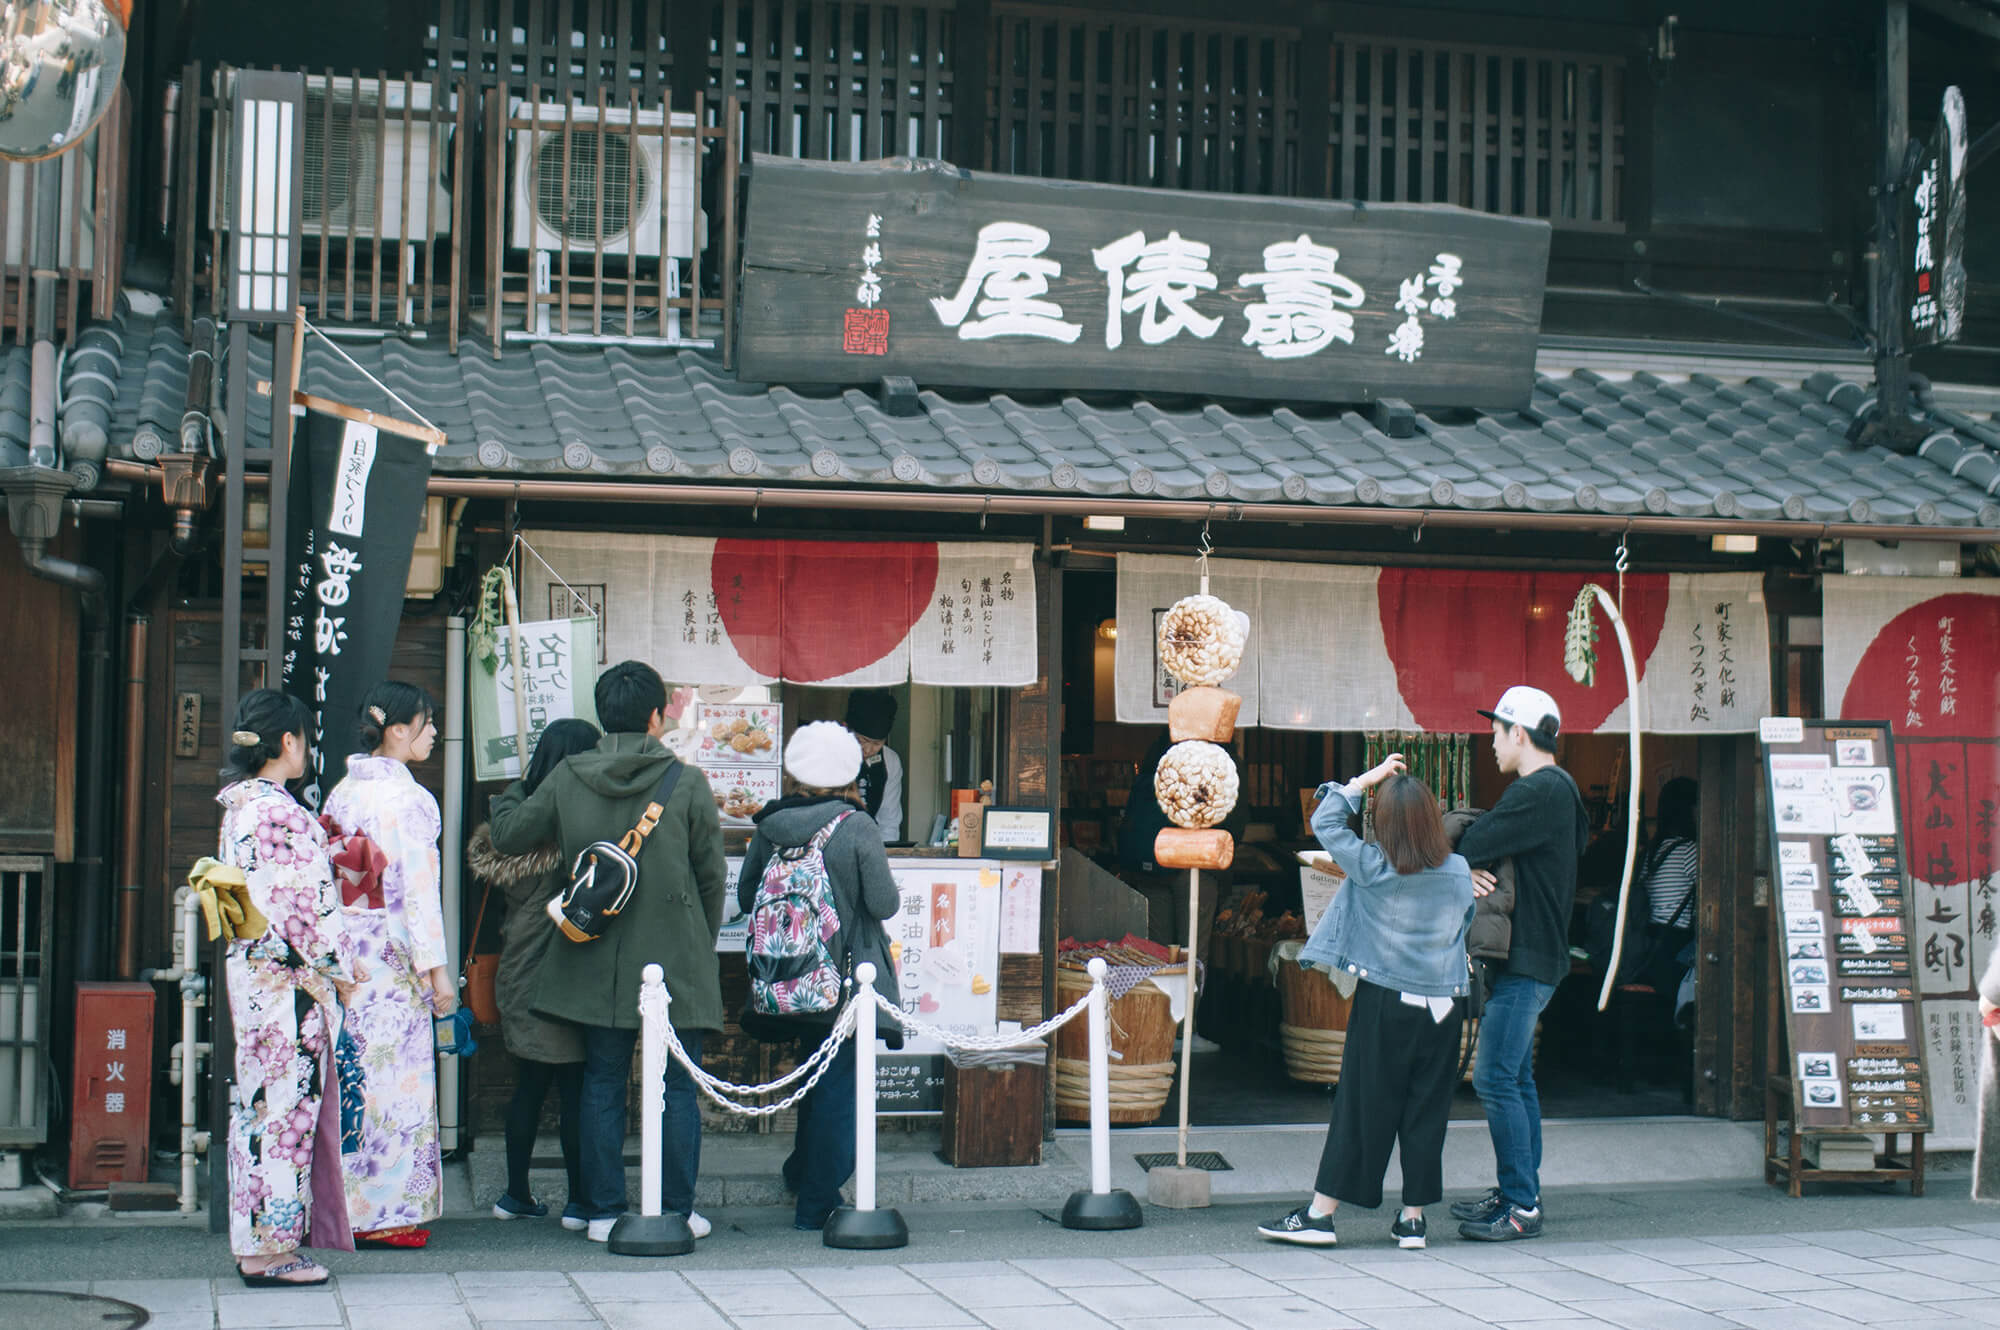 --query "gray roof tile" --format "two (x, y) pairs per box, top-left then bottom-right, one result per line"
(34, 302), (2000, 532)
